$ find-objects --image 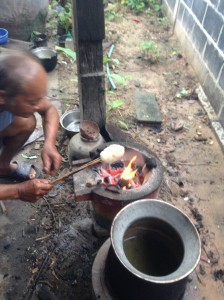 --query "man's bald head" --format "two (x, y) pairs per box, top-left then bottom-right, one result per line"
(0, 50), (46, 100)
